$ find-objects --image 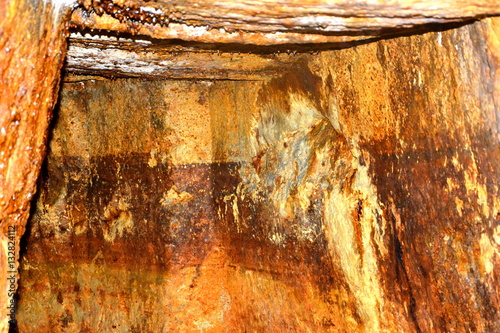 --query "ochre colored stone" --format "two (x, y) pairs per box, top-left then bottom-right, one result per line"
(0, 0), (73, 331)
(70, 0), (500, 45)
(17, 18), (500, 332)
